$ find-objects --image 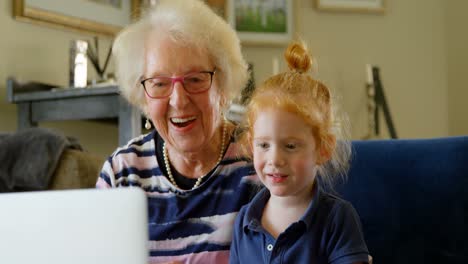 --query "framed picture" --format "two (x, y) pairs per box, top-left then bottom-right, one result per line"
(227, 0), (293, 45)
(315, 0), (385, 14)
(13, 0), (140, 36)
(204, 0), (228, 19)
